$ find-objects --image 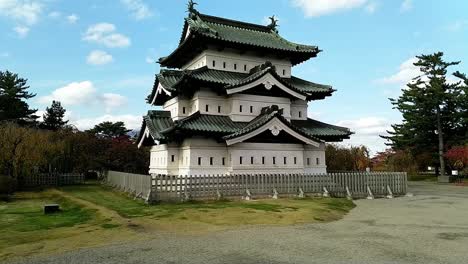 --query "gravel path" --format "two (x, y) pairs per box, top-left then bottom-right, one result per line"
(7, 182), (468, 264)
